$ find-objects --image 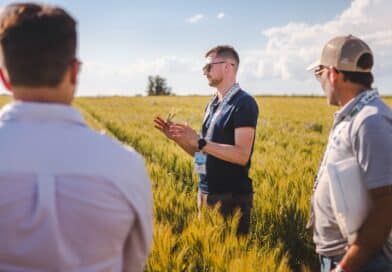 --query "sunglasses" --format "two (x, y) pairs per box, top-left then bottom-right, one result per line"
(314, 65), (340, 81)
(314, 65), (328, 80)
(203, 61), (235, 72)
